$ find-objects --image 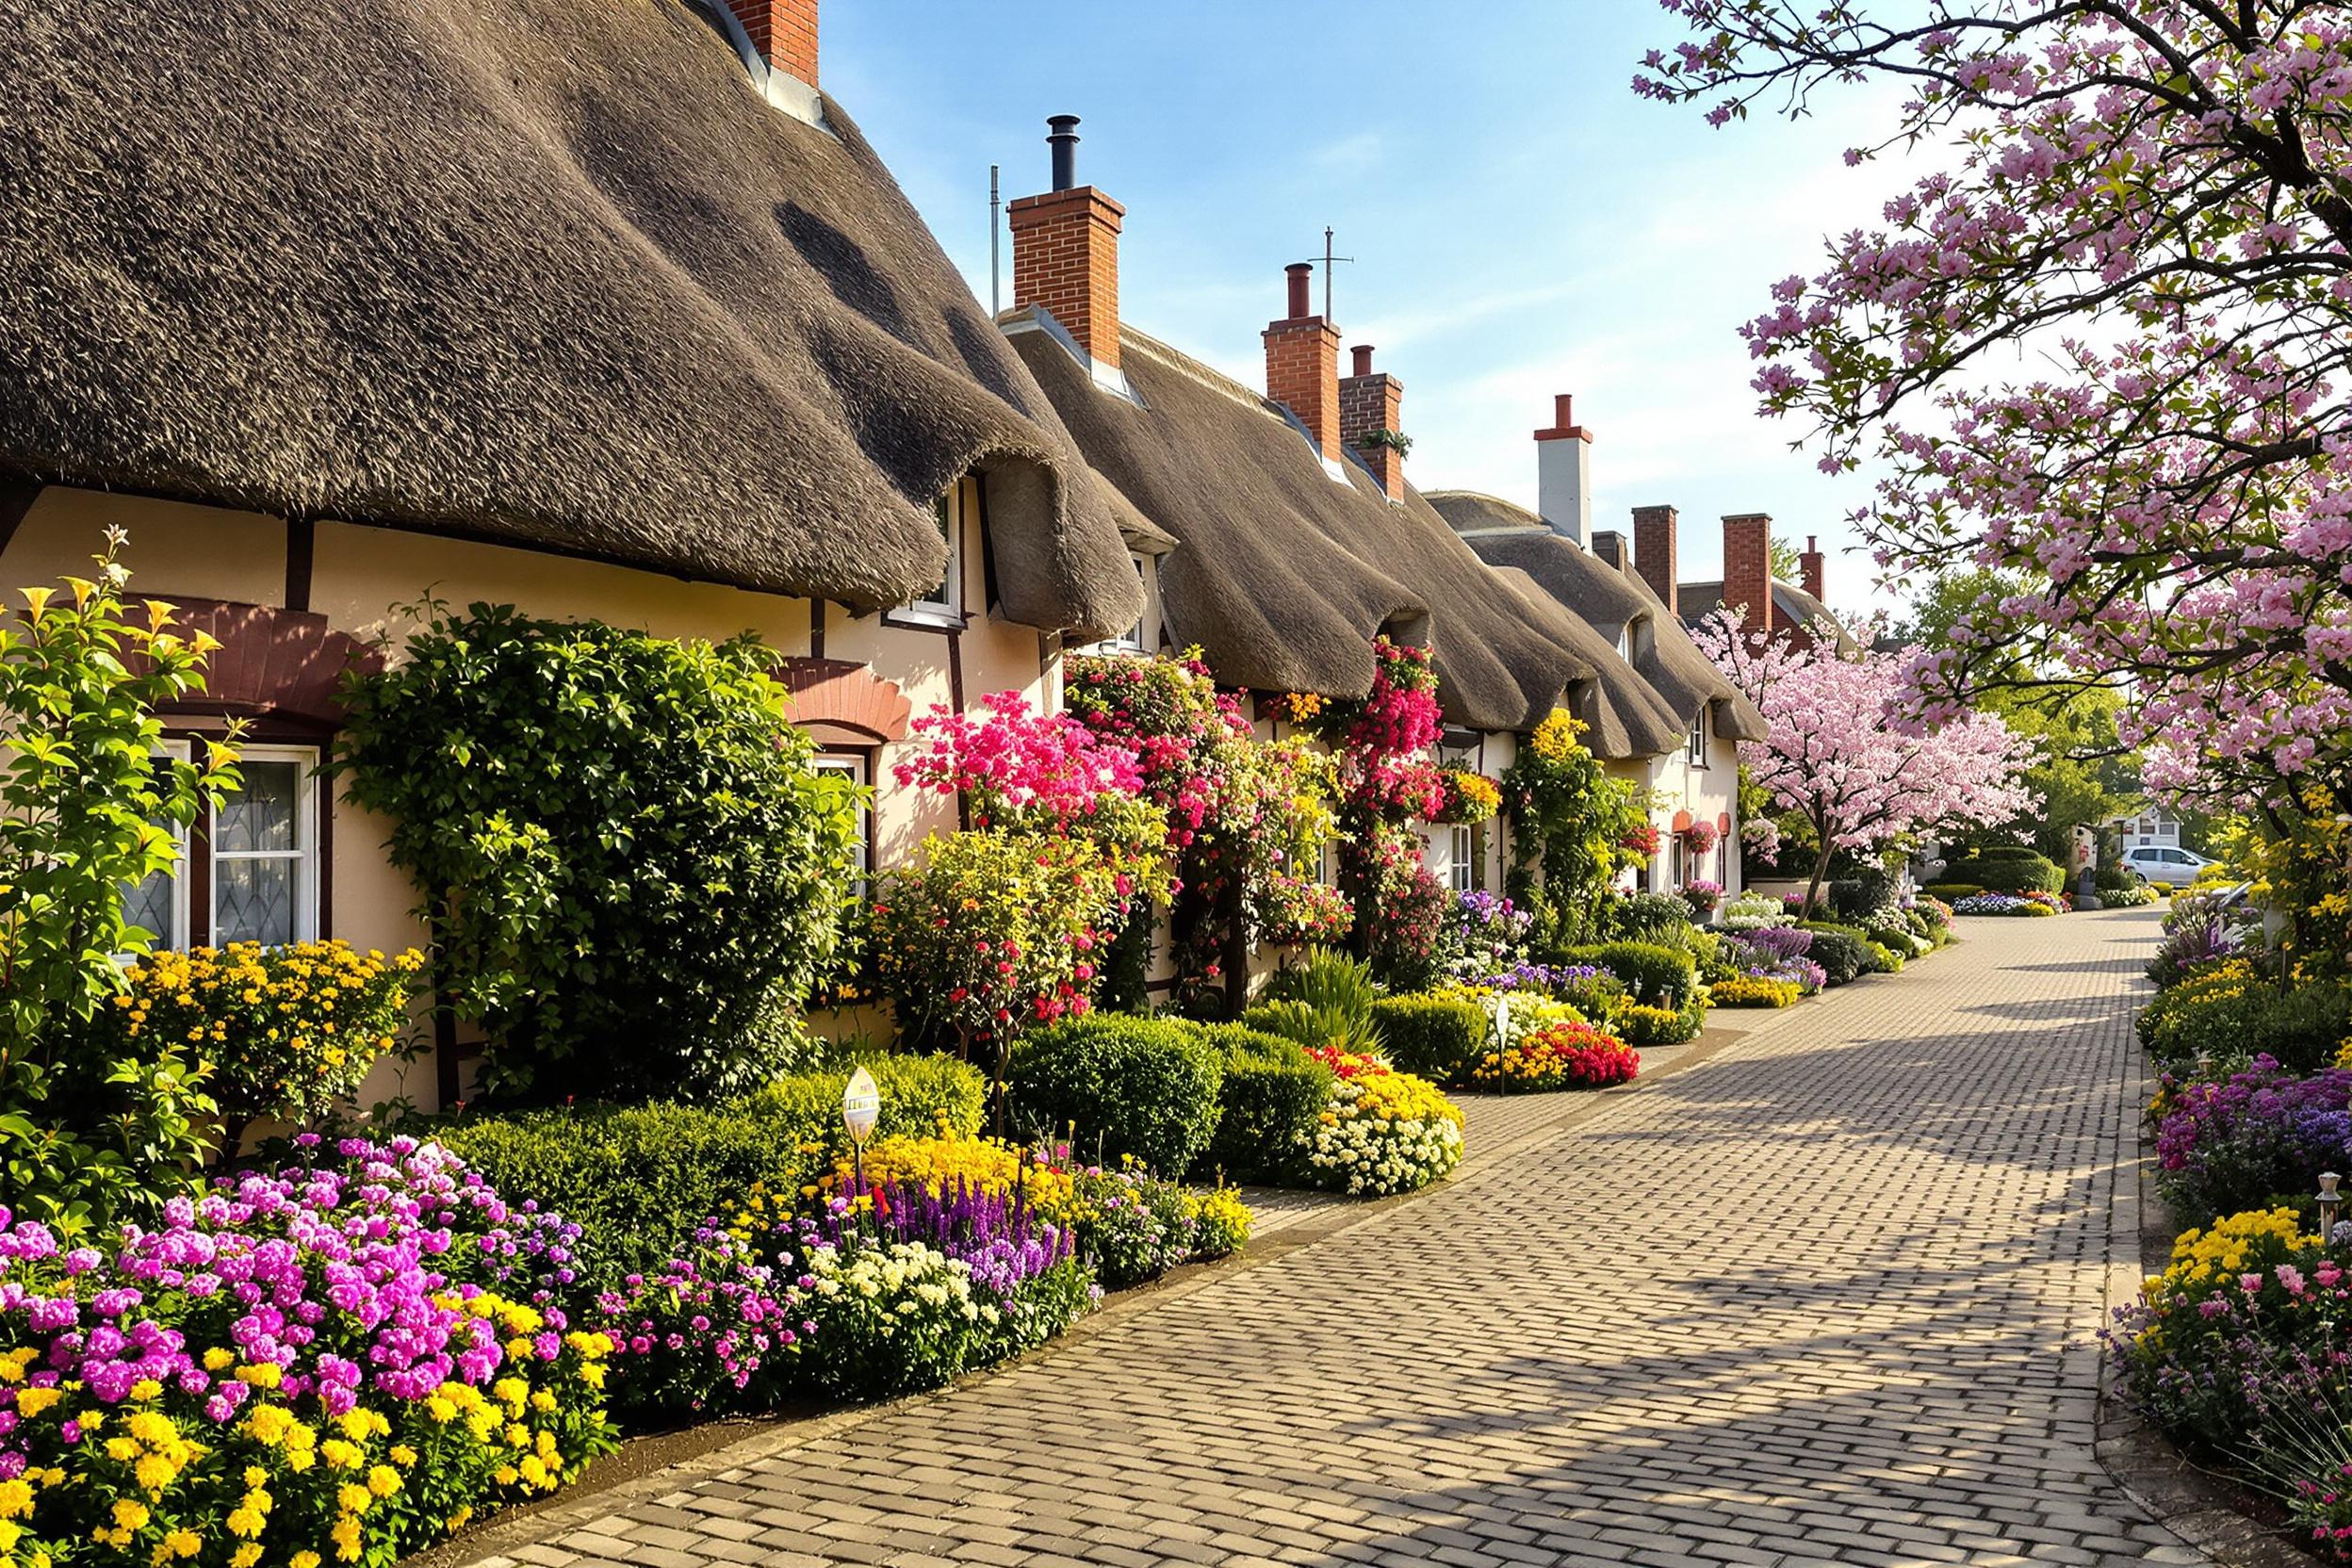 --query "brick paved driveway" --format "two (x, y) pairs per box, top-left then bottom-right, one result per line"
(475, 909), (2191, 1568)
